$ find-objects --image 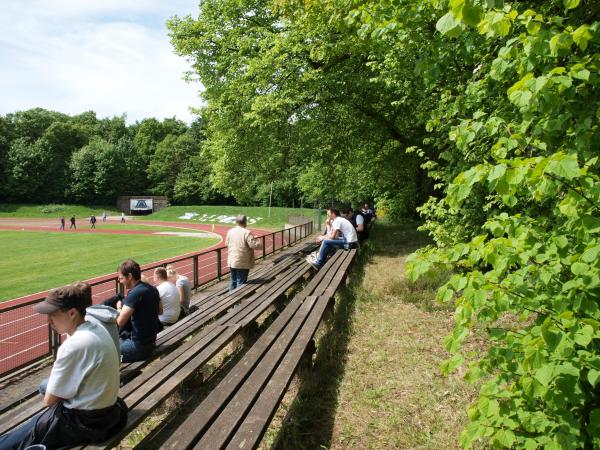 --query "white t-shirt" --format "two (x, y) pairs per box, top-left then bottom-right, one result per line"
(158, 281), (180, 324)
(176, 275), (191, 313)
(46, 321), (119, 410)
(356, 214), (364, 226)
(331, 216), (358, 243)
